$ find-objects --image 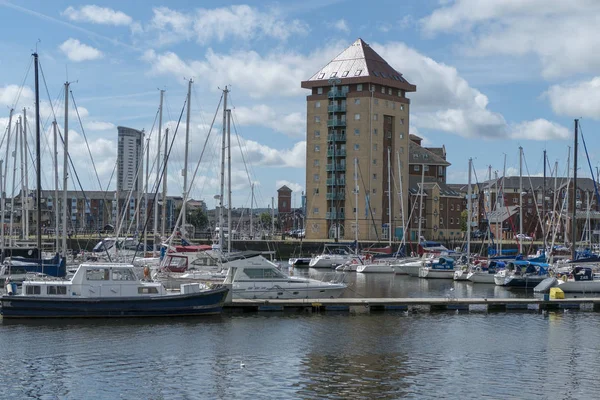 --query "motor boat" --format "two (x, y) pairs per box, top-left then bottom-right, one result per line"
(556, 266), (600, 293)
(0, 263), (229, 318)
(308, 243), (361, 268)
(467, 261), (505, 284)
(419, 257), (456, 279)
(494, 260), (551, 288)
